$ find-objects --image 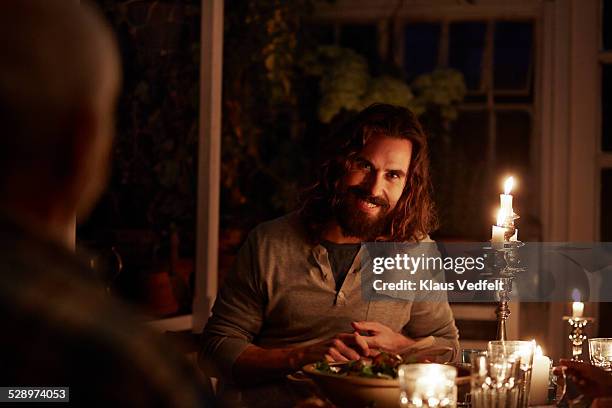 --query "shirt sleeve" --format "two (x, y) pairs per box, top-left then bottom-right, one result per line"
(199, 231), (265, 381)
(401, 238), (460, 362)
(402, 298), (460, 363)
